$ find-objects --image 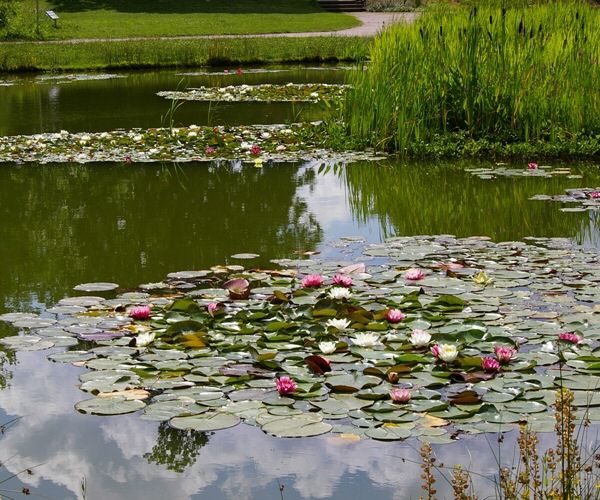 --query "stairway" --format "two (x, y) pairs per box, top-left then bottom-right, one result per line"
(317, 0), (365, 12)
